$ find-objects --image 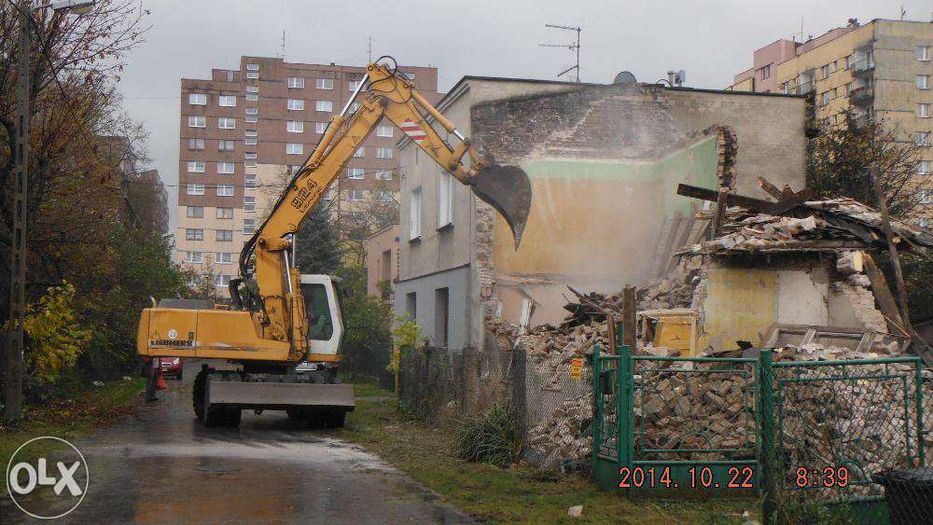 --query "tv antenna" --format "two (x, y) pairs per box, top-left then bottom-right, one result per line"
(368, 36), (373, 63)
(279, 30), (286, 59)
(540, 24), (582, 83)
